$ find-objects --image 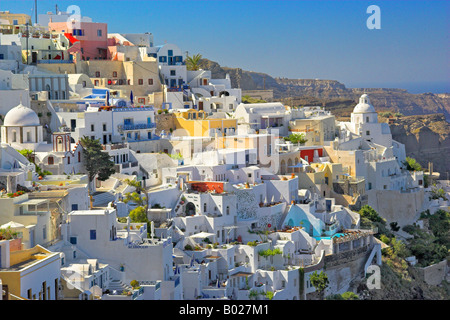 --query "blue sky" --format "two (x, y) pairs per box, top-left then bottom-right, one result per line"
(1, 0), (449, 93)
